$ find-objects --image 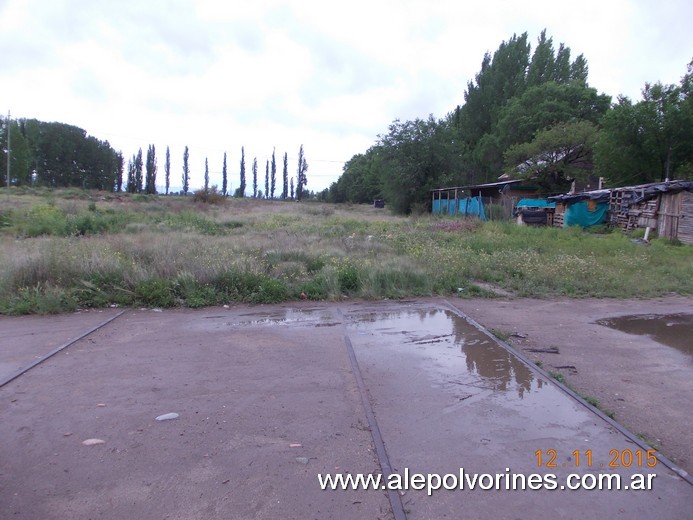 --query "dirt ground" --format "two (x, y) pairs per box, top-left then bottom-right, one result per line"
(450, 295), (693, 474)
(0, 298), (691, 519)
